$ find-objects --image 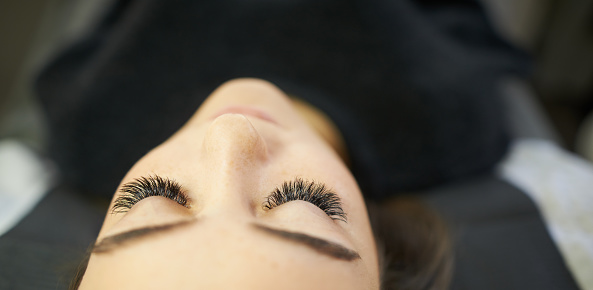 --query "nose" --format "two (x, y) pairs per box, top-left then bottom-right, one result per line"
(203, 113), (268, 168)
(200, 114), (268, 216)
